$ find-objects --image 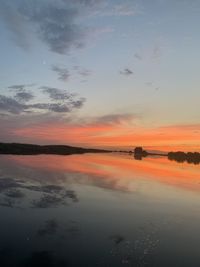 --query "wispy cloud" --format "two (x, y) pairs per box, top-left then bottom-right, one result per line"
(51, 66), (70, 81)
(134, 52), (143, 60)
(8, 84), (35, 103)
(104, 3), (141, 17)
(14, 91), (34, 103)
(51, 64), (92, 81)
(41, 86), (74, 101)
(134, 41), (164, 62)
(151, 44), (162, 59)
(73, 65), (92, 77)
(0, 0), (117, 54)
(0, 95), (26, 114)
(91, 1), (142, 17)
(120, 68), (133, 76)
(8, 84), (34, 90)
(88, 113), (138, 125)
